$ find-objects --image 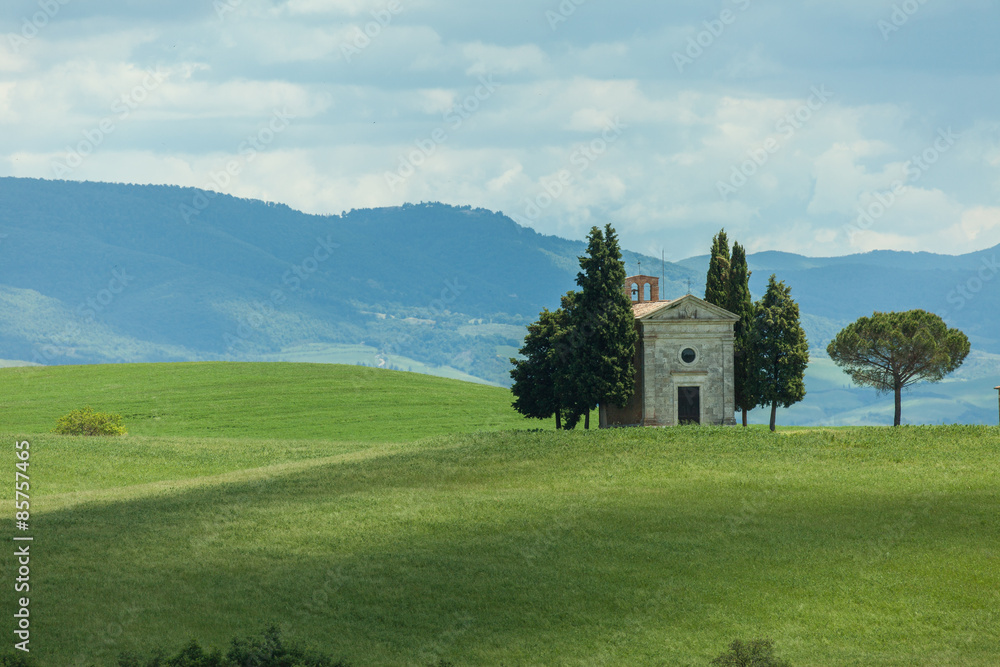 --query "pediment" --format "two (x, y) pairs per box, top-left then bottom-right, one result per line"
(637, 294), (739, 322)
